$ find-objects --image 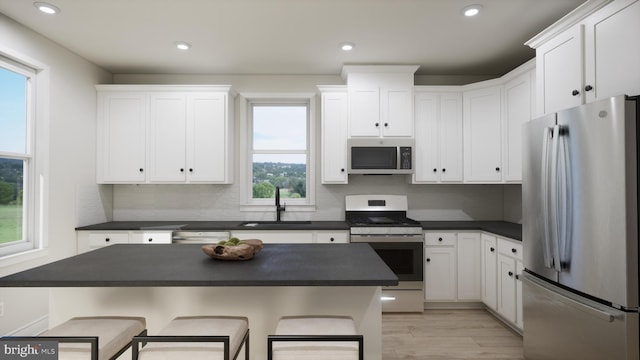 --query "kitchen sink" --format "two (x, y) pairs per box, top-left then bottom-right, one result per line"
(239, 221), (312, 228)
